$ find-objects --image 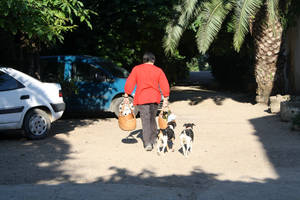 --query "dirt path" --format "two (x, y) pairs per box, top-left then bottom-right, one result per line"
(1, 73), (300, 199)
